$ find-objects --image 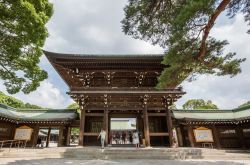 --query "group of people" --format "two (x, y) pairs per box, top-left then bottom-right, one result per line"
(97, 129), (140, 149)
